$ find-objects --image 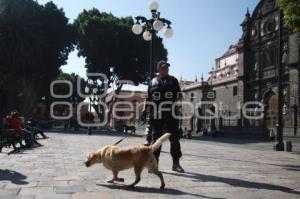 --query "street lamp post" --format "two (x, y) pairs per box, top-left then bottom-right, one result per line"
(275, 47), (287, 151)
(293, 104), (298, 136)
(274, 10), (287, 151)
(132, 1), (173, 80)
(85, 80), (97, 109)
(0, 79), (4, 122)
(84, 67), (116, 131)
(69, 96), (79, 131)
(275, 11), (286, 150)
(84, 79), (102, 135)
